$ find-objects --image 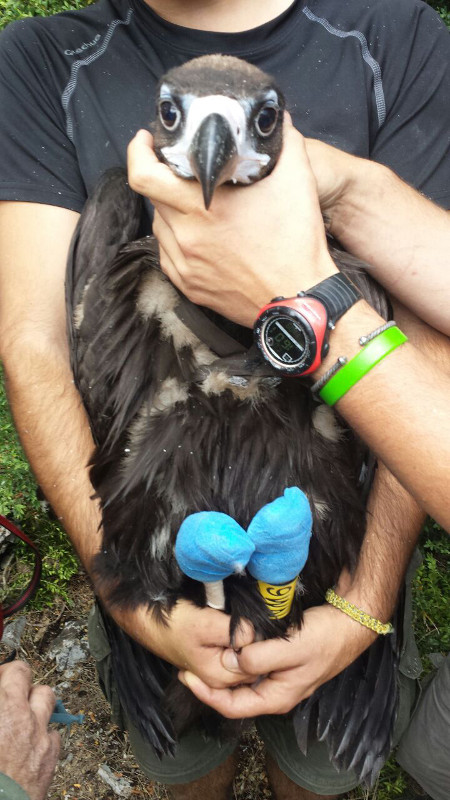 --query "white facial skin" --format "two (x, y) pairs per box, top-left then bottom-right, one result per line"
(160, 91), (276, 185)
